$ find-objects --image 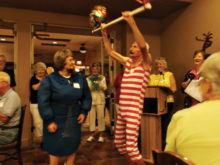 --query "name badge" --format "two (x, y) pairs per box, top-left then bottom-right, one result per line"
(73, 83), (80, 89)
